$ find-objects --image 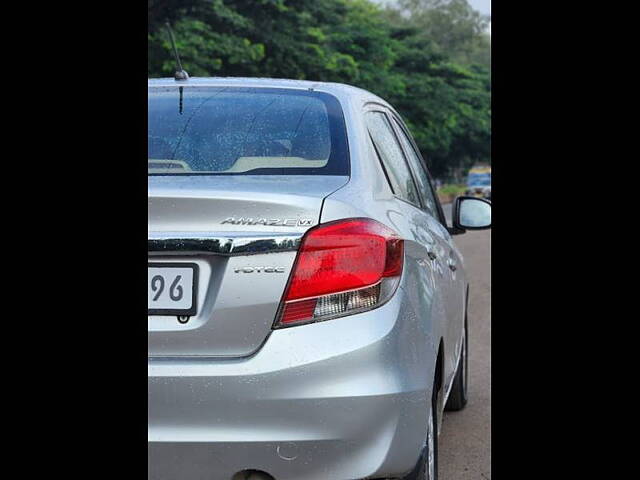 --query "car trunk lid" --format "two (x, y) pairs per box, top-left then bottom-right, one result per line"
(148, 175), (348, 357)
